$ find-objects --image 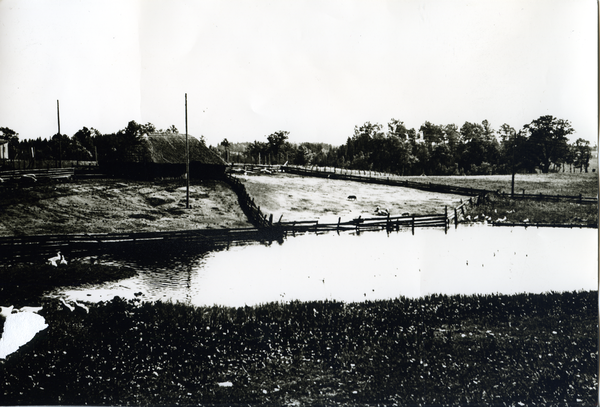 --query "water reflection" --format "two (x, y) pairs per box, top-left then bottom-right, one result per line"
(55, 225), (598, 307)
